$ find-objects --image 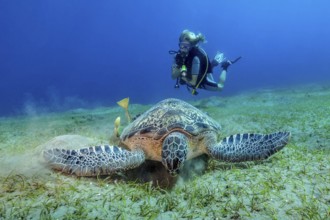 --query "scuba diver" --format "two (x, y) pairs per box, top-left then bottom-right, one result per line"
(169, 30), (241, 95)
